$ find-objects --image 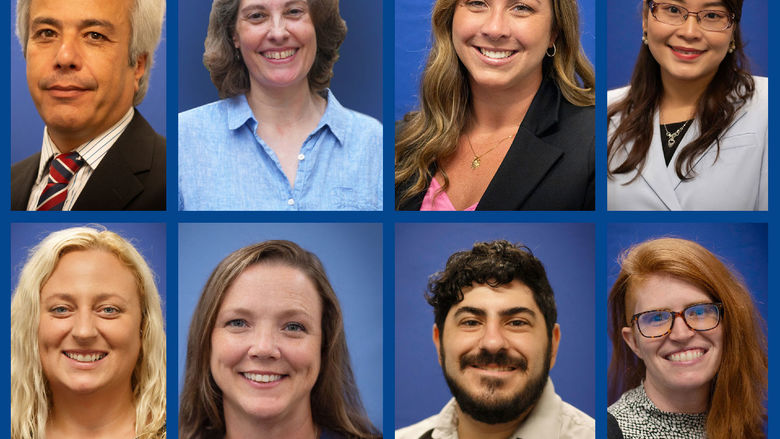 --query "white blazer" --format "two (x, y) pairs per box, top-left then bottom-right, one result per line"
(607, 76), (768, 211)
